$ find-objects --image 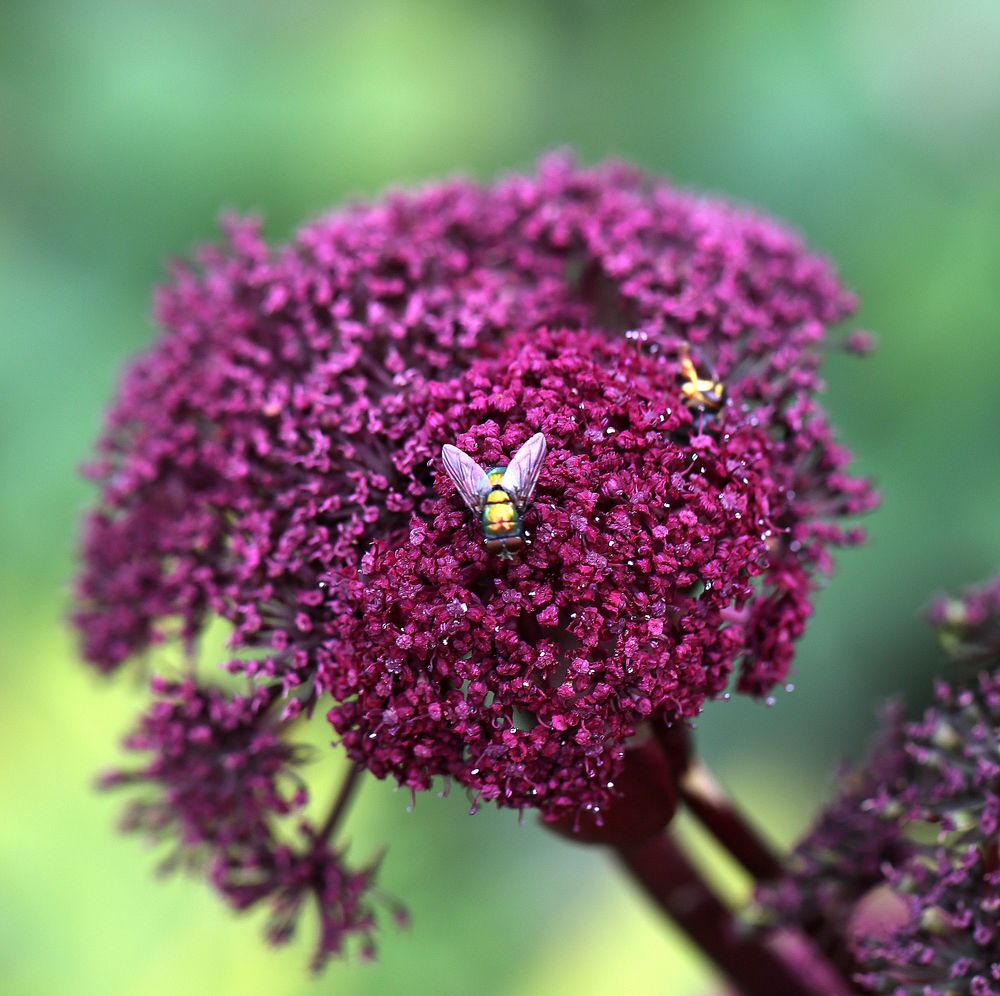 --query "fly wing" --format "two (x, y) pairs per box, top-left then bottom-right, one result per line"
(500, 432), (547, 510)
(441, 444), (492, 513)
